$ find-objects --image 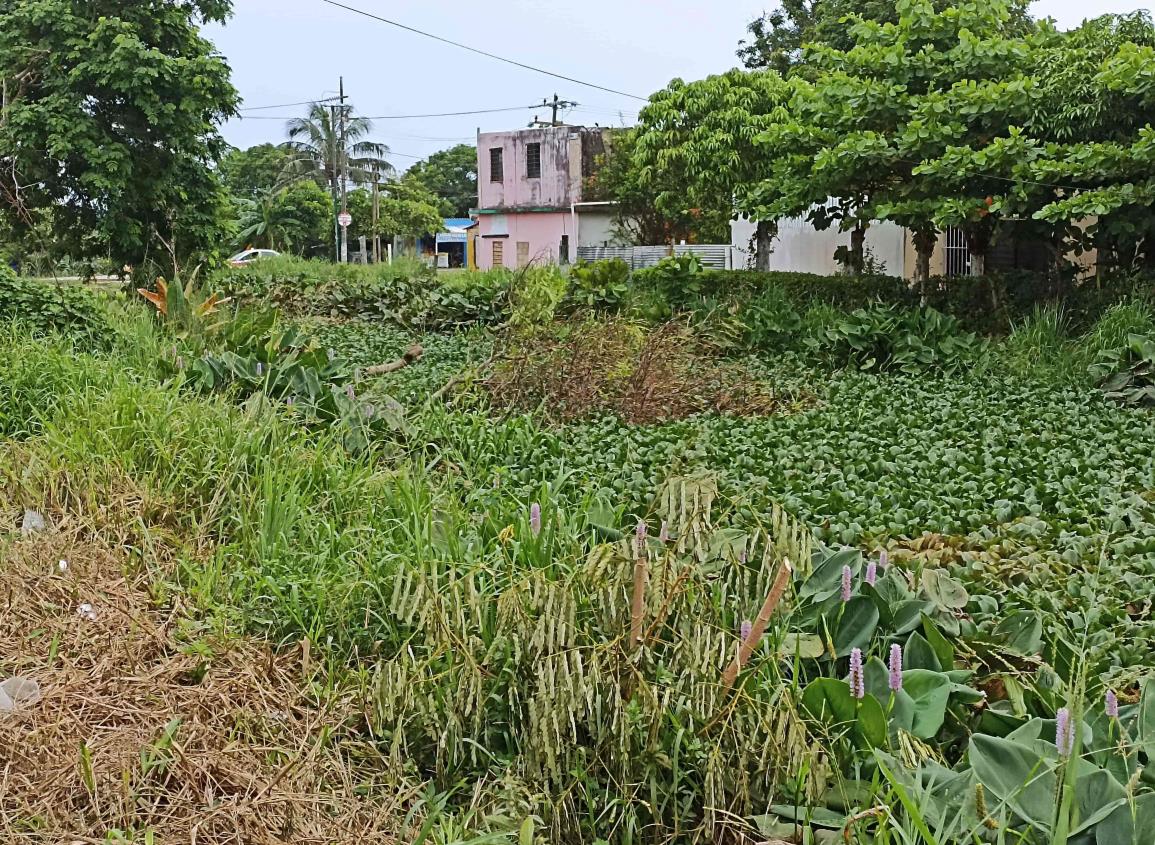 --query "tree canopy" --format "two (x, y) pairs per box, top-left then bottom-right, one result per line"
(738, 0), (1032, 73)
(628, 0), (1155, 276)
(0, 0), (238, 268)
(404, 144), (478, 218)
